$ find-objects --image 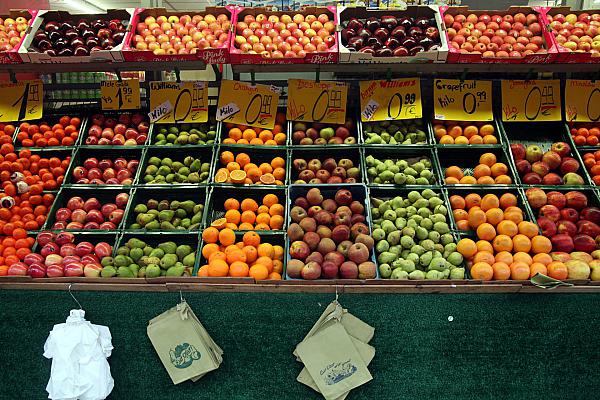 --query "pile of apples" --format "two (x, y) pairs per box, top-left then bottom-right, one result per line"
(235, 12), (336, 58)
(133, 13), (230, 55)
(444, 12), (547, 58)
(0, 15), (29, 52)
(50, 193), (128, 230)
(72, 157), (139, 185)
(546, 12), (600, 56)
(86, 113), (149, 146)
(510, 142), (585, 185)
